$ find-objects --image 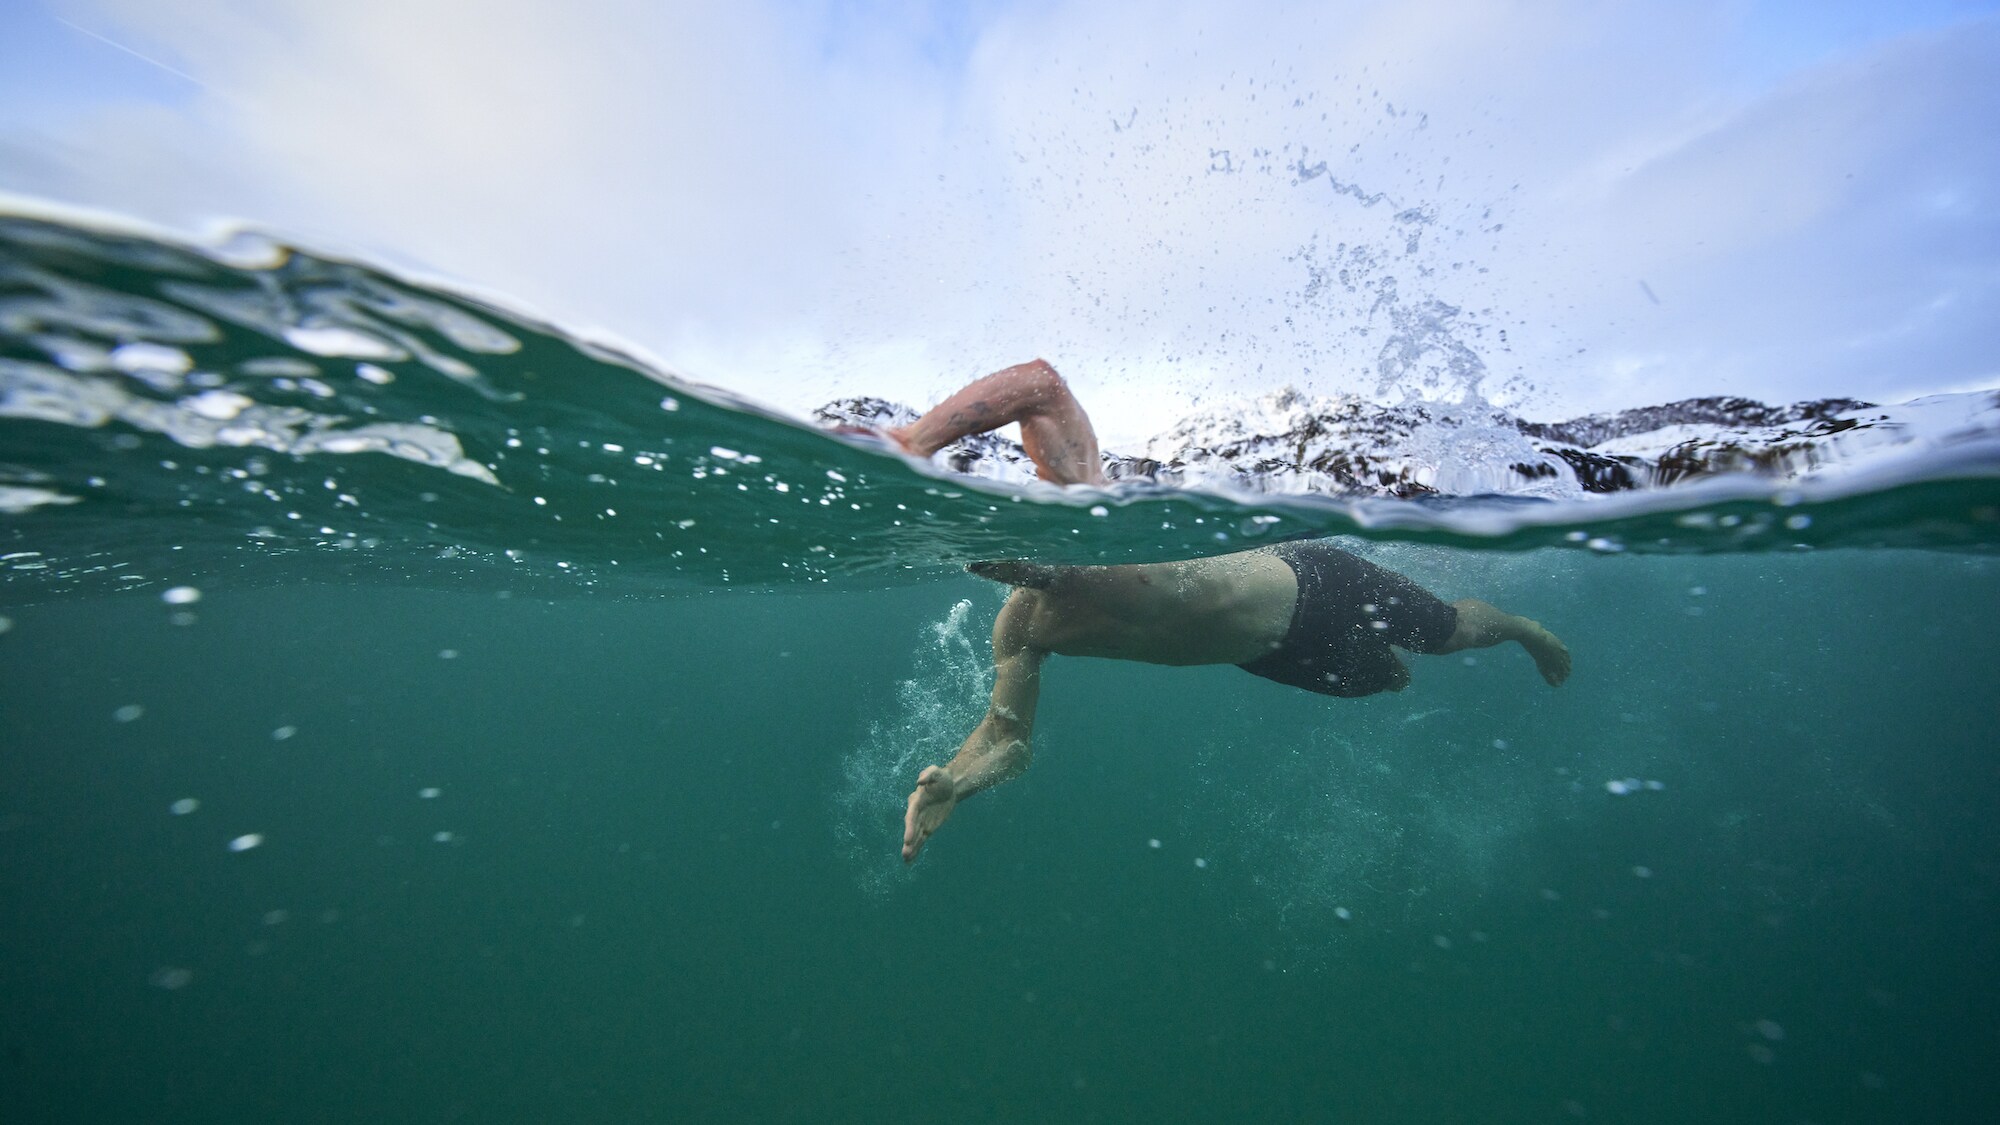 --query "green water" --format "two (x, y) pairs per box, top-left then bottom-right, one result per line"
(4, 552), (1997, 1124)
(2, 213), (1998, 1123)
